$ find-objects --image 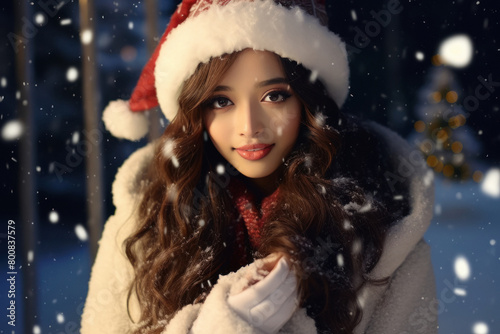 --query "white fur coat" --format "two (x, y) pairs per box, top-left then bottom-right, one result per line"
(81, 121), (438, 333)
